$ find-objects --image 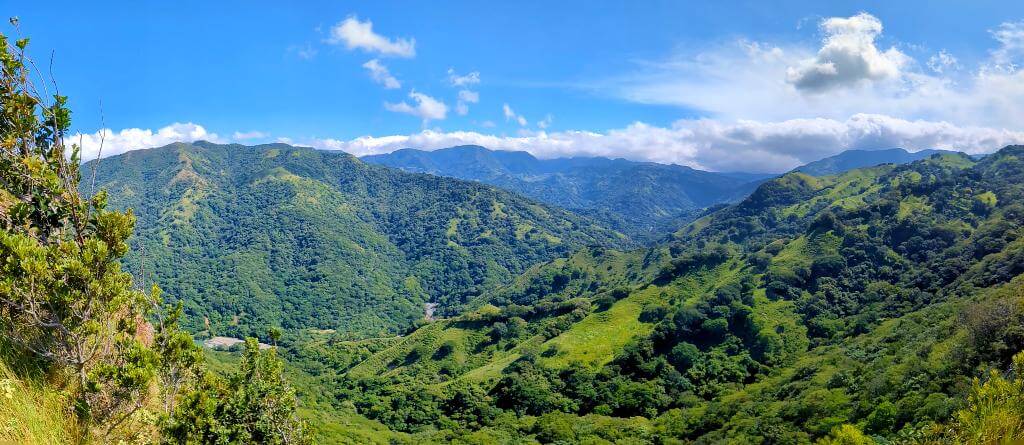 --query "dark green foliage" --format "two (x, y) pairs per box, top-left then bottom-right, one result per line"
(363, 145), (772, 241)
(282, 146), (1024, 443)
(87, 141), (627, 337)
(163, 340), (308, 444)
